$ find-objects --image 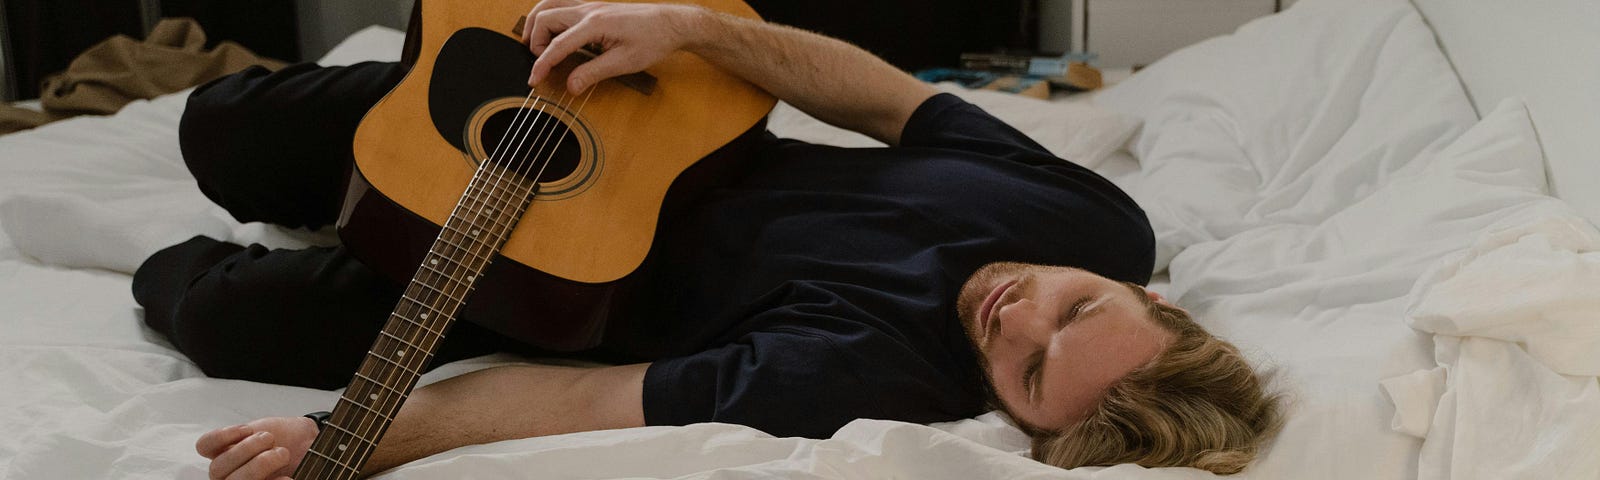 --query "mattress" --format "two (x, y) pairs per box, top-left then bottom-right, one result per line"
(4, 0), (1597, 477)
